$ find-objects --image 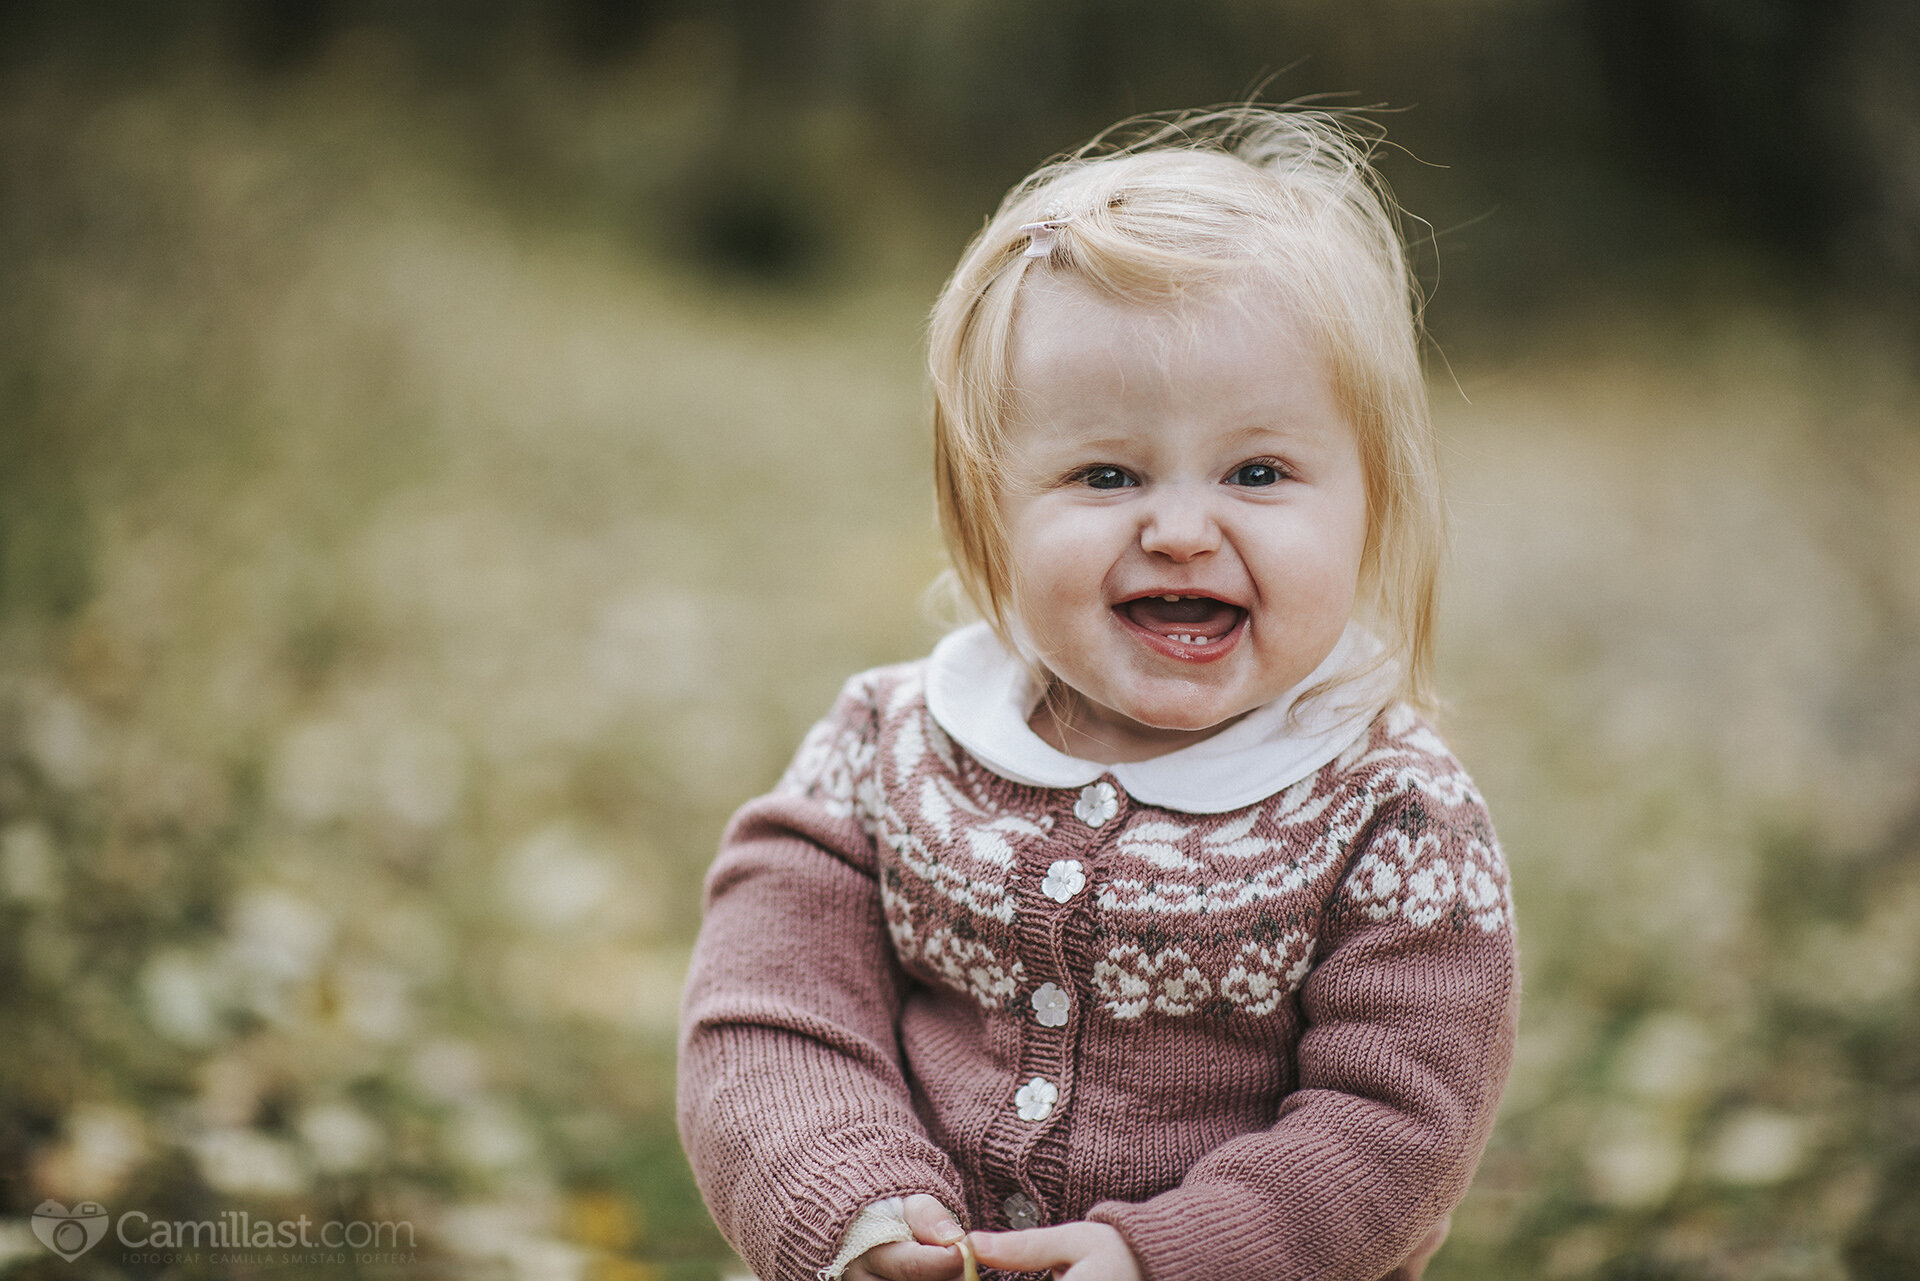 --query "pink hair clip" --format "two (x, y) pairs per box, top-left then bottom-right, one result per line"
(1020, 218), (1071, 259)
